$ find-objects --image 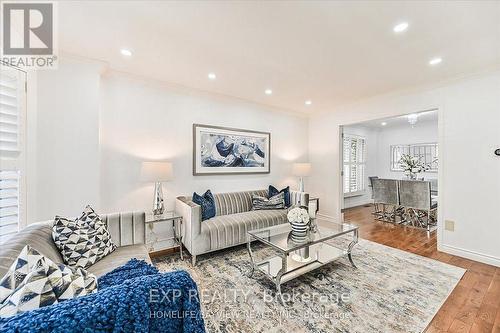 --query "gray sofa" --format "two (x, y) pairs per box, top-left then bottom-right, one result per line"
(176, 189), (309, 265)
(0, 212), (150, 279)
